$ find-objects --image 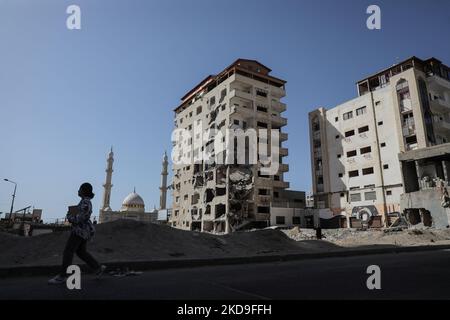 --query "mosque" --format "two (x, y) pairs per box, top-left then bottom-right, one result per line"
(98, 148), (170, 224)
